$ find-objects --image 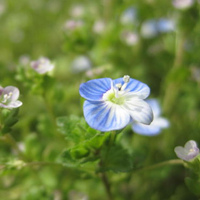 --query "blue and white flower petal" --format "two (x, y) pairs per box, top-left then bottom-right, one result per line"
(79, 75), (153, 132)
(83, 100), (131, 131)
(174, 140), (199, 161)
(113, 77), (150, 99)
(132, 117), (169, 136)
(132, 99), (169, 136)
(79, 78), (112, 101)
